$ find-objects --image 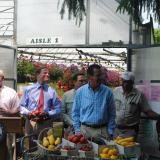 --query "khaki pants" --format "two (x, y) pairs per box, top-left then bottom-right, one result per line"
(80, 125), (109, 138)
(7, 133), (14, 160)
